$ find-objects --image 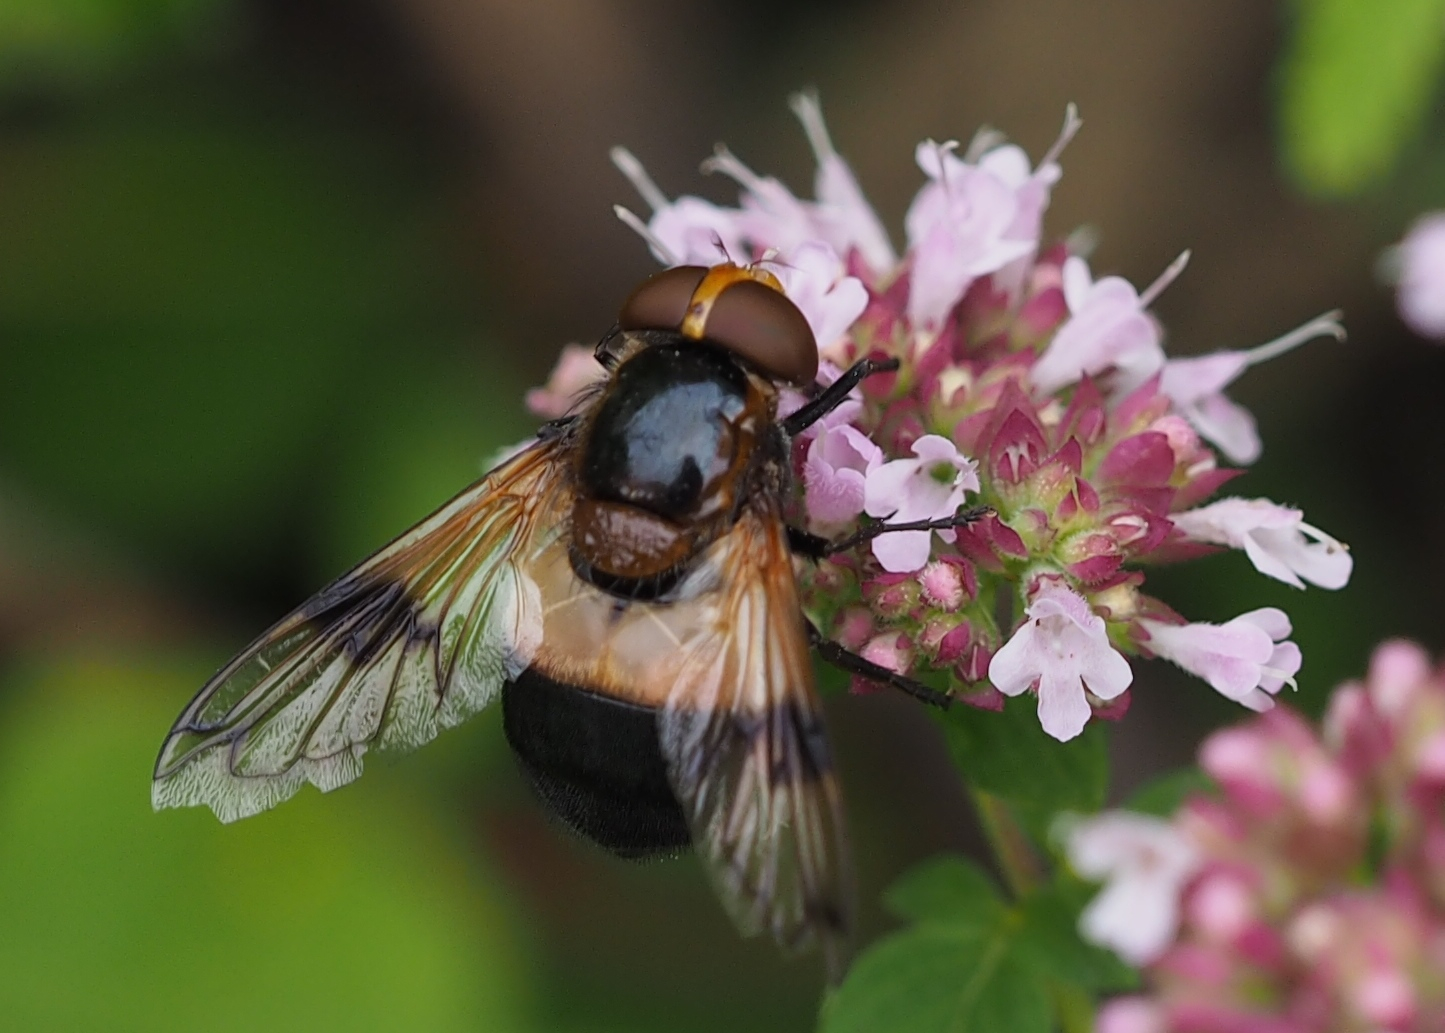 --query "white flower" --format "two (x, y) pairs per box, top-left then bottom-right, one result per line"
(1065, 811), (1200, 965)
(1139, 607), (1301, 712)
(1159, 311), (1345, 465)
(862, 435), (980, 573)
(1170, 497), (1352, 590)
(1030, 255), (1166, 395)
(988, 580), (1133, 741)
(1392, 211), (1445, 339)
